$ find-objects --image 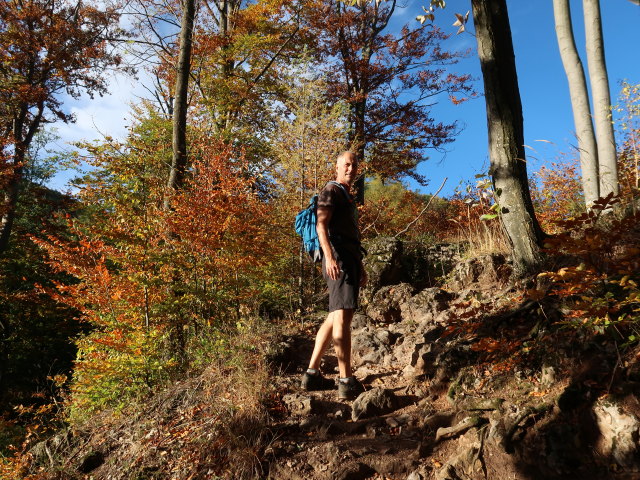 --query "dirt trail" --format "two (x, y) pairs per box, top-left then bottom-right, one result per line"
(264, 315), (536, 480)
(263, 280), (640, 480)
